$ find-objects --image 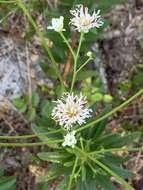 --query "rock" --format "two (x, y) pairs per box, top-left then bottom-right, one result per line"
(101, 0), (143, 94)
(0, 34), (53, 107)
